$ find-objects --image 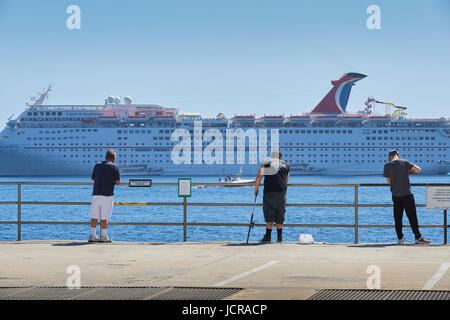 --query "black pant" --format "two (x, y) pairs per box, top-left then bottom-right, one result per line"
(392, 194), (422, 240)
